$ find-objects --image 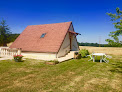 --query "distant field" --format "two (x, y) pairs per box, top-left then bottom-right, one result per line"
(79, 46), (122, 56)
